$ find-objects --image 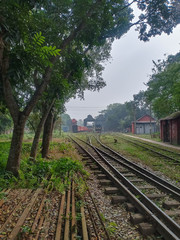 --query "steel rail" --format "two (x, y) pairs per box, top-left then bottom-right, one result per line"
(125, 136), (180, 157)
(118, 136), (180, 164)
(86, 188), (111, 240)
(94, 144), (180, 200)
(70, 136), (180, 240)
(95, 137), (180, 196)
